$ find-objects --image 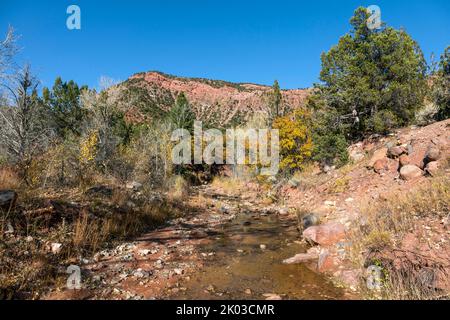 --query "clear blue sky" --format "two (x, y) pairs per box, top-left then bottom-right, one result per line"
(1, 0), (449, 89)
